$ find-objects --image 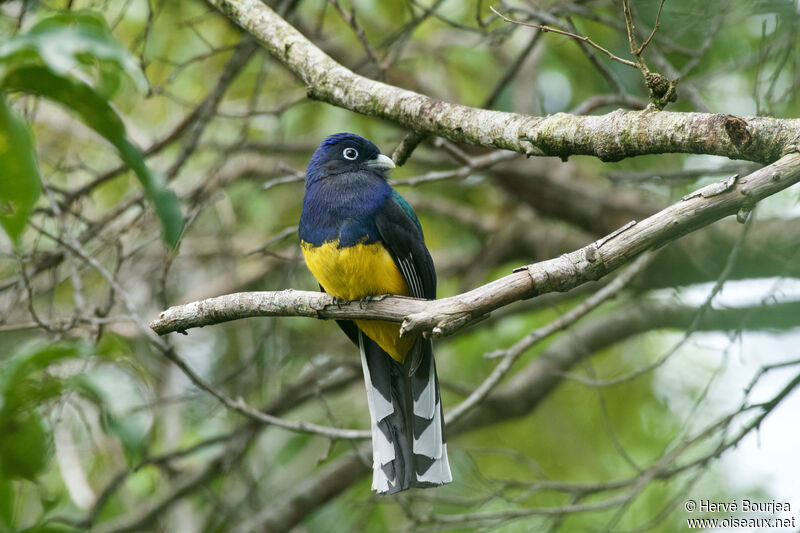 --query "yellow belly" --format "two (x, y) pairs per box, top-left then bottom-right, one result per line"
(301, 240), (414, 362)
